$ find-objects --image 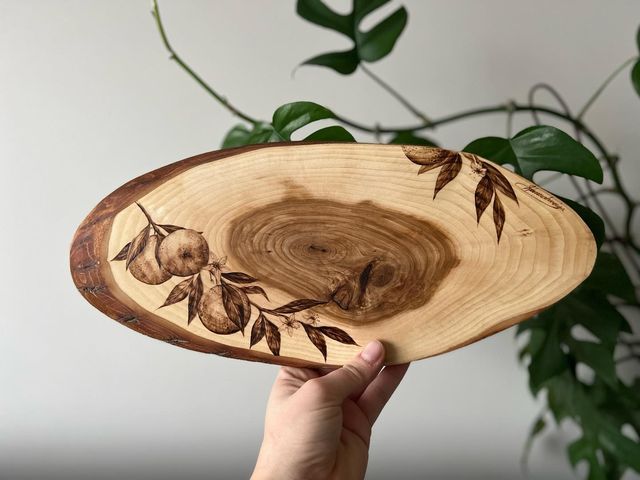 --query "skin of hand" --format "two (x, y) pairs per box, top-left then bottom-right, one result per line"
(251, 341), (410, 480)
